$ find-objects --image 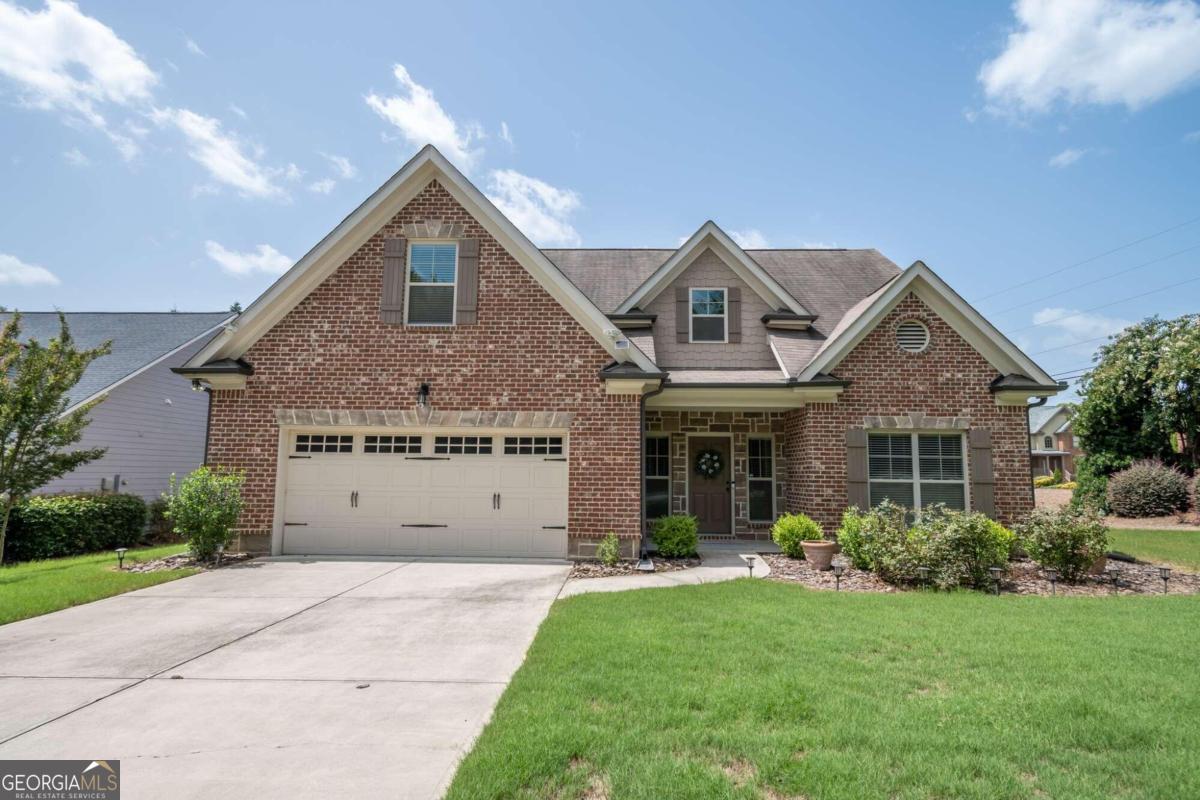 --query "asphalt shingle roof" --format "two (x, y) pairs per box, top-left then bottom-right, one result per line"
(1, 312), (231, 409)
(1028, 405), (1070, 434)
